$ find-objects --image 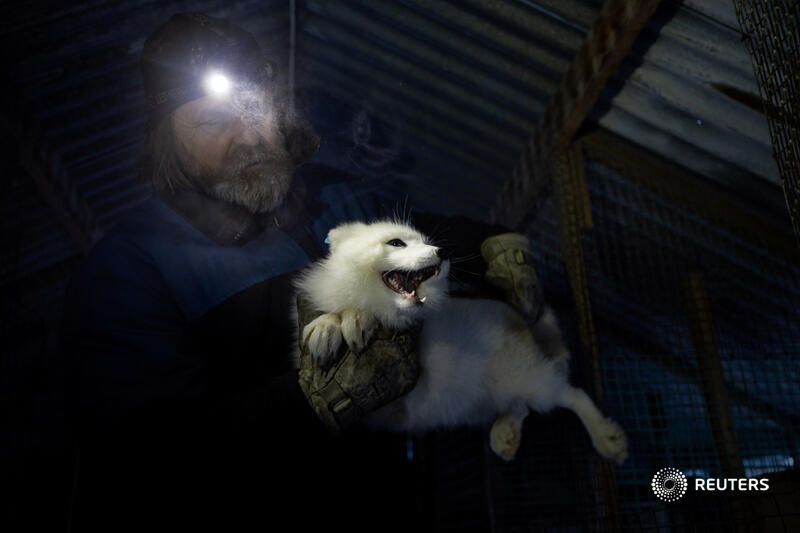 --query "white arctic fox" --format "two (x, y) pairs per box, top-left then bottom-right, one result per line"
(294, 220), (628, 463)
